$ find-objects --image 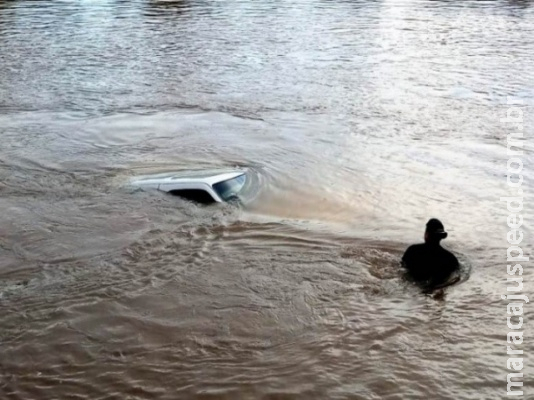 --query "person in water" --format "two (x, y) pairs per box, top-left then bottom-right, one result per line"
(402, 218), (460, 288)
